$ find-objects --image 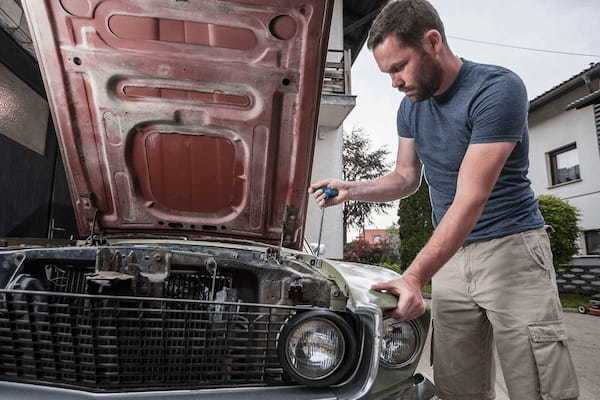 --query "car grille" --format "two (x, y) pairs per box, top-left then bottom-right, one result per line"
(0, 289), (298, 392)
